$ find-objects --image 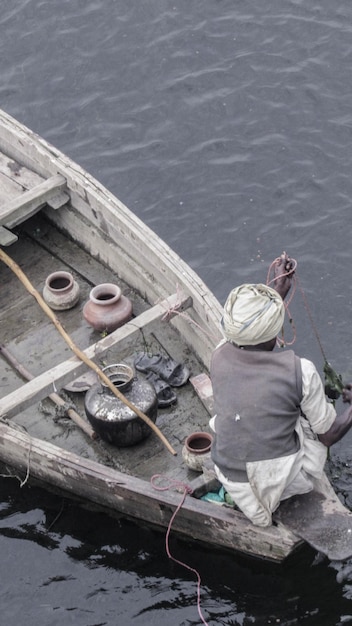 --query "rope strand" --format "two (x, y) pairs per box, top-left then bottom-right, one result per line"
(151, 475), (210, 626)
(295, 275), (328, 362)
